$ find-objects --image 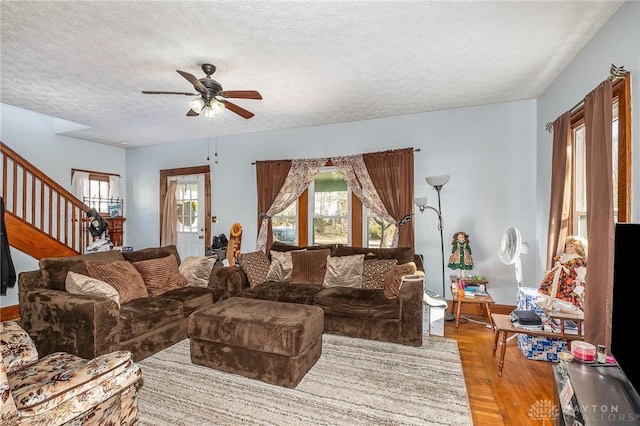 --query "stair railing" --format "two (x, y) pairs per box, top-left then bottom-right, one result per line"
(1, 142), (88, 254)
